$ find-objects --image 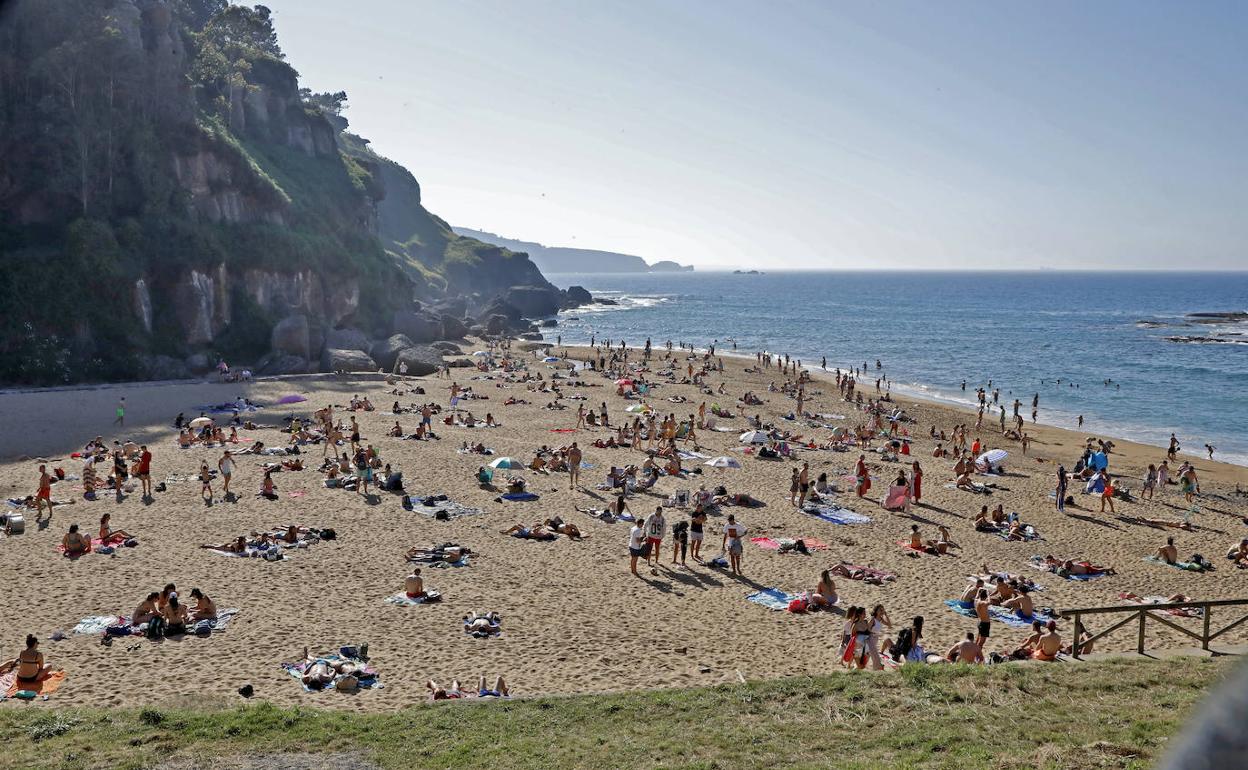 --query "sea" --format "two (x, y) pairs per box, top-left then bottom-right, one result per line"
(544, 271), (1248, 467)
